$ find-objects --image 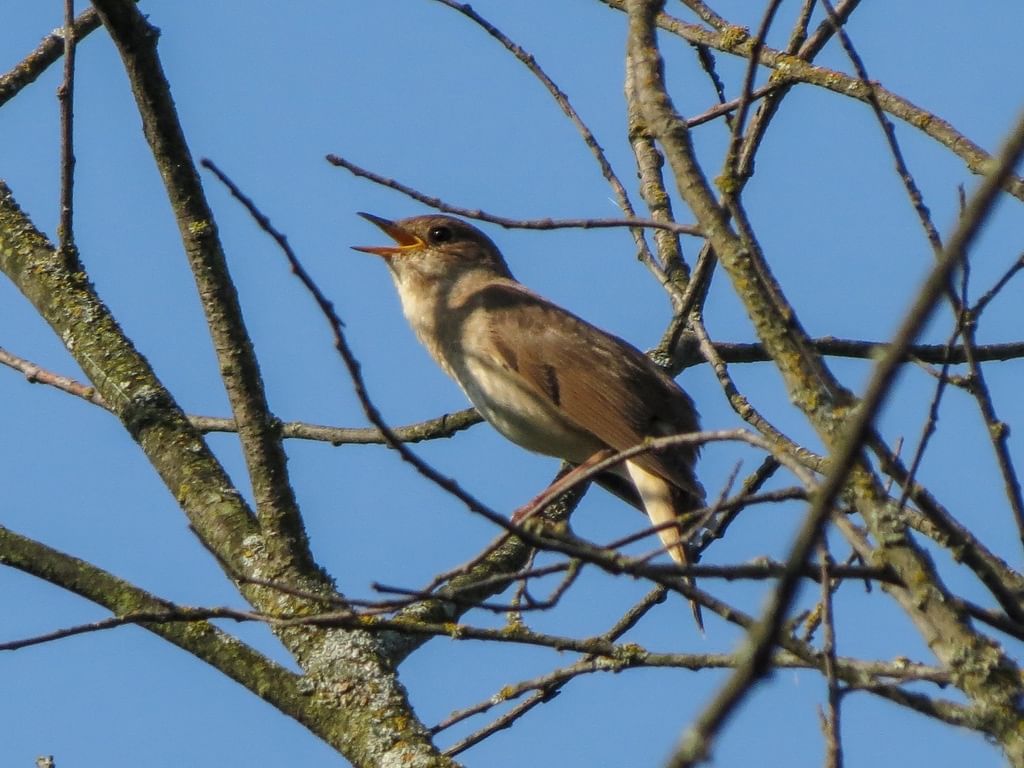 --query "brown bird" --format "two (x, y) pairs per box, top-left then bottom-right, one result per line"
(354, 213), (705, 625)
